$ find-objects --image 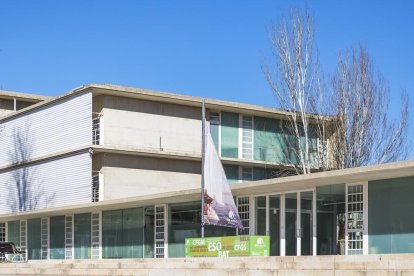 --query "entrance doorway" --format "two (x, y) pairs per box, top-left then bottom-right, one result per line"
(284, 191), (315, 256)
(255, 195), (281, 256)
(255, 190), (315, 256)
